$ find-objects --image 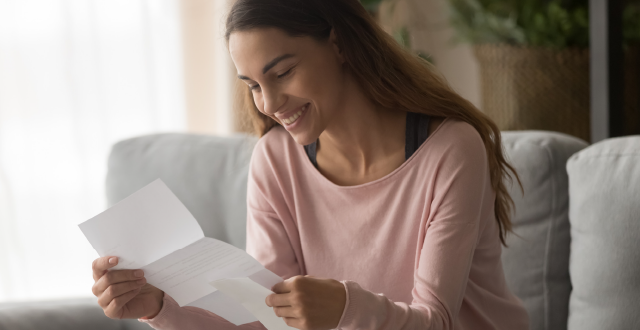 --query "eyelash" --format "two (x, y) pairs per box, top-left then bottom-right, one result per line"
(277, 67), (294, 79)
(249, 67), (294, 91)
